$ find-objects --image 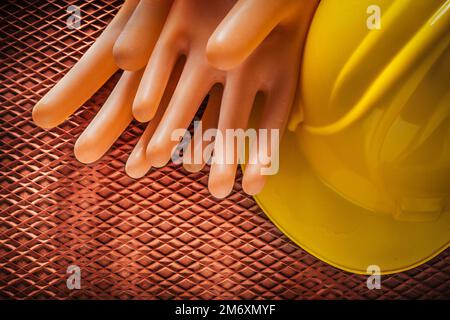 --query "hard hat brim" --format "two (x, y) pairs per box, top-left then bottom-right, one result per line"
(253, 131), (450, 275)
